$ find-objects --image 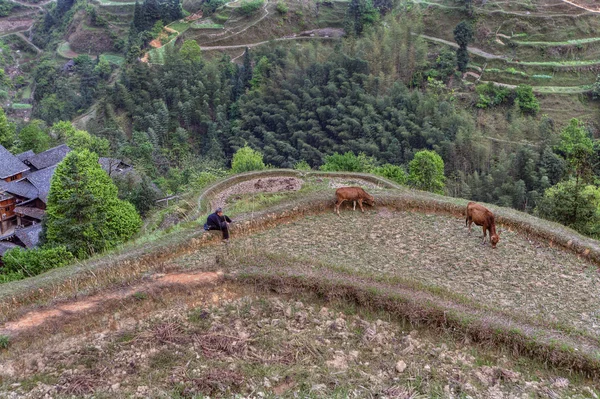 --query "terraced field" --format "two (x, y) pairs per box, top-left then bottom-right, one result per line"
(1, 171), (600, 397)
(418, 0), (600, 92)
